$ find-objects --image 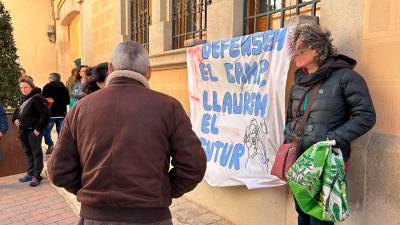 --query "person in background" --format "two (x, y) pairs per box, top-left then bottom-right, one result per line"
(19, 68), (33, 81)
(48, 41), (206, 225)
(83, 62), (108, 94)
(17, 69), (34, 105)
(13, 78), (50, 187)
(66, 68), (77, 107)
(71, 65), (89, 105)
(0, 104), (8, 141)
(42, 72), (70, 154)
(66, 68), (77, 95)
(284, 24), (376, 225)
(0, 104), (7, 161)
